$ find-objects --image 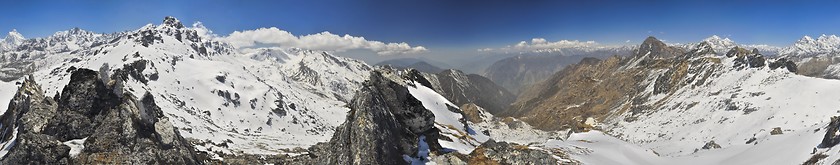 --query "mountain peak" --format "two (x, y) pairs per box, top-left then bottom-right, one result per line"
(642, 36), (661, 44)
(637, 36), (682, 59)
(6, 29), (24, 40)
(799, 36), (815, 43)
(640, 36), (666, 50)
(162, 16), (184, 29)
(703, 35), (733, 43)
(2, 29), (25, 49)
